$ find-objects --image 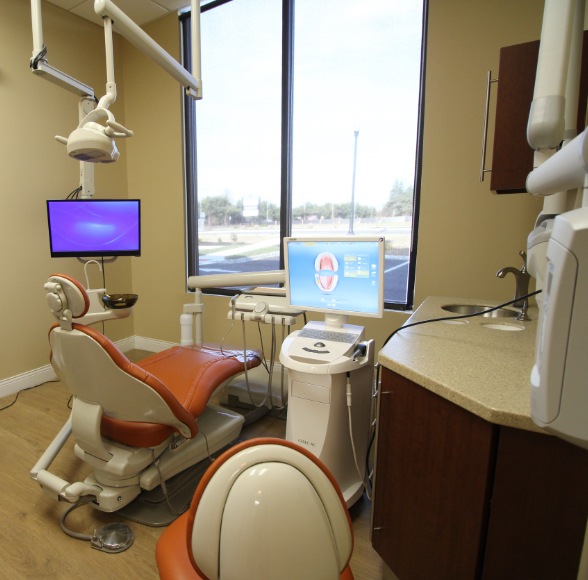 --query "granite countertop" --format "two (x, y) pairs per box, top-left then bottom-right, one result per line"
(378, 296), (544, 433)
